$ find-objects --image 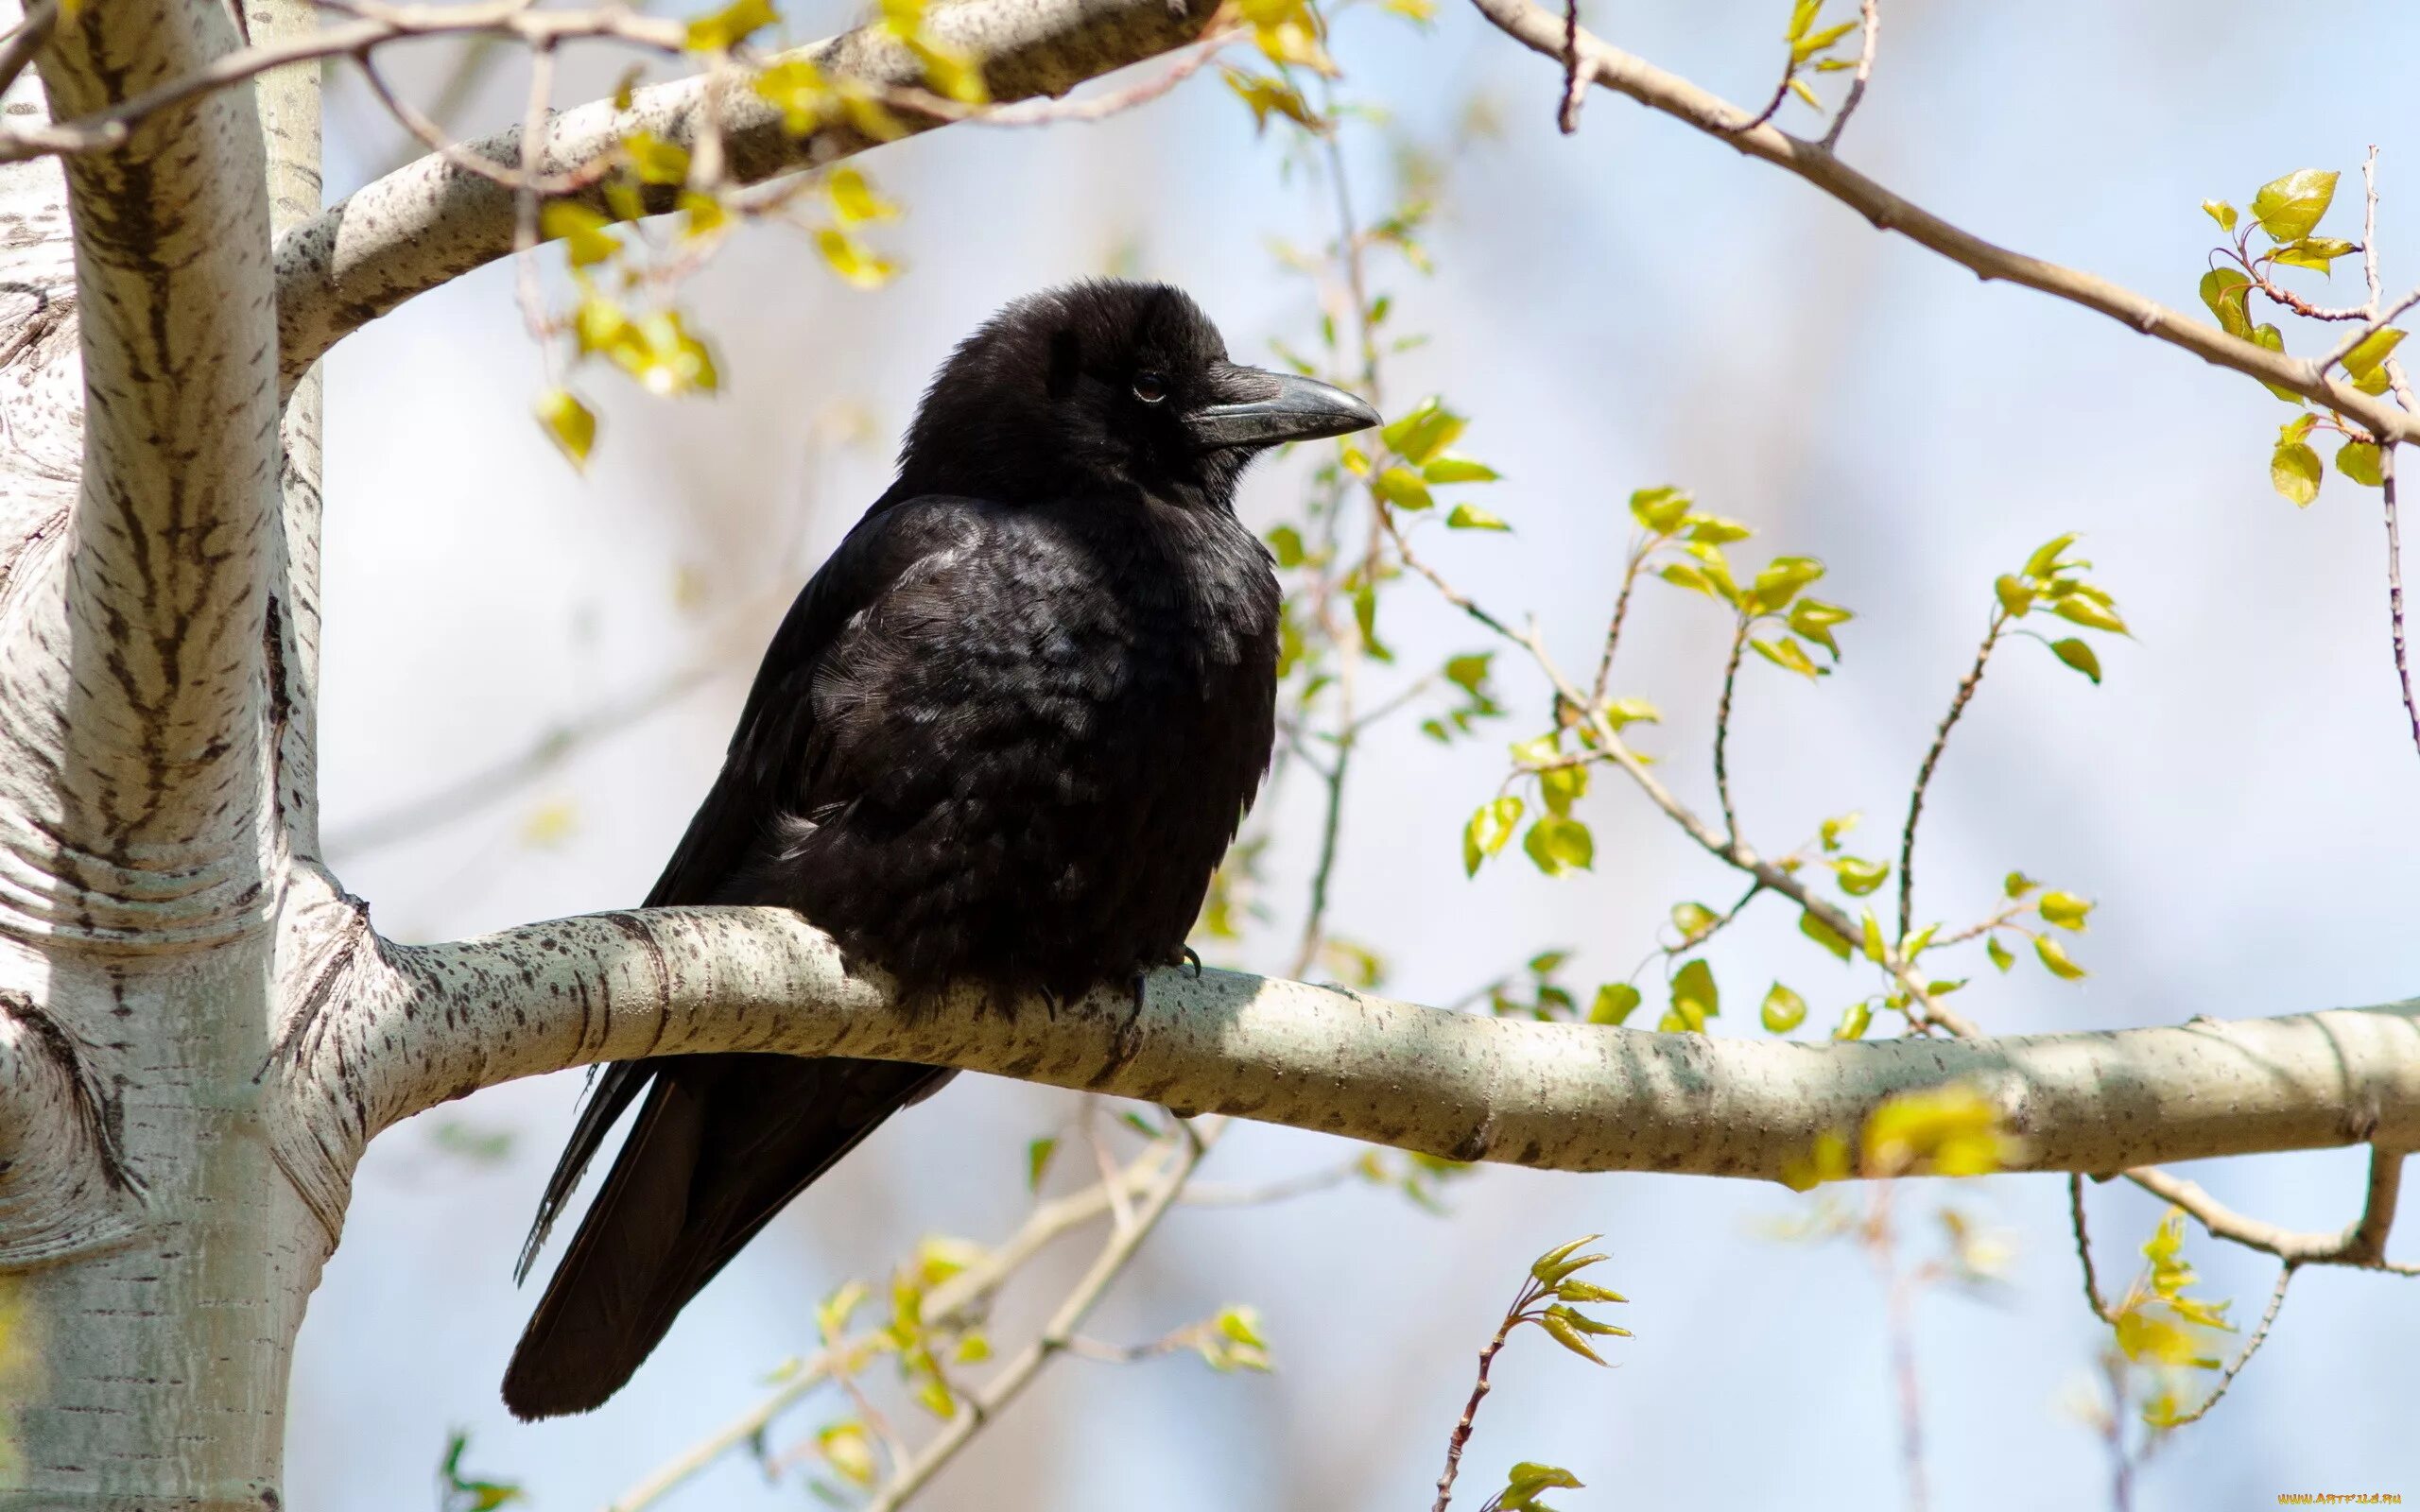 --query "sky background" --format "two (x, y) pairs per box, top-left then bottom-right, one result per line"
(293, 2), (2420, 1507)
